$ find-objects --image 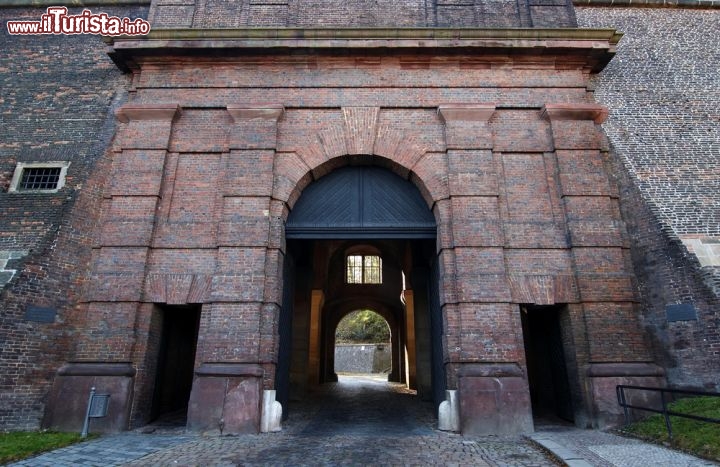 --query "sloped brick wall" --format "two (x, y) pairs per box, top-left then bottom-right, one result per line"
(0, 4), (149, 430)
(577, 6), (720, 390)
